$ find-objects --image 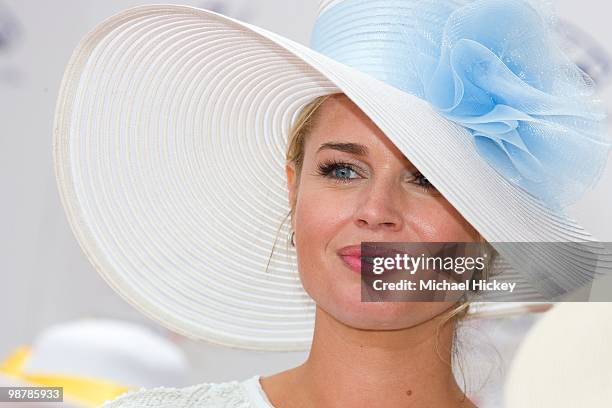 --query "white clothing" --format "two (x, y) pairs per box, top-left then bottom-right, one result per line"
(102, 375), (275, 407)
